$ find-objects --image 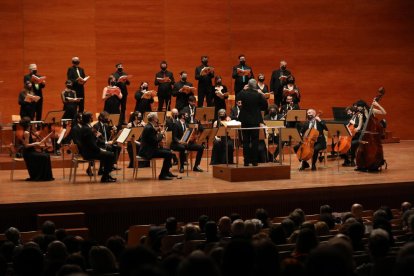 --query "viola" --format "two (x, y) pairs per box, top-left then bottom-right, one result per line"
(355, 87), (386, 171)
(296, 111), (323, 161)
